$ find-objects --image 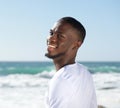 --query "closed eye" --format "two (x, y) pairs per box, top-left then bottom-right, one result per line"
(57, 33), (65, 39)
(49, 29), (66, 39)
(50, 30), (54, 36)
